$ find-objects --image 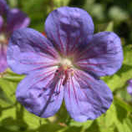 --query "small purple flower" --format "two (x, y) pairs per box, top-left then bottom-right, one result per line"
(7, 7), (123, 122)
(127, 79), (132, 96)
(0, 0), (30, 73)
(0, 0), (8, 15)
